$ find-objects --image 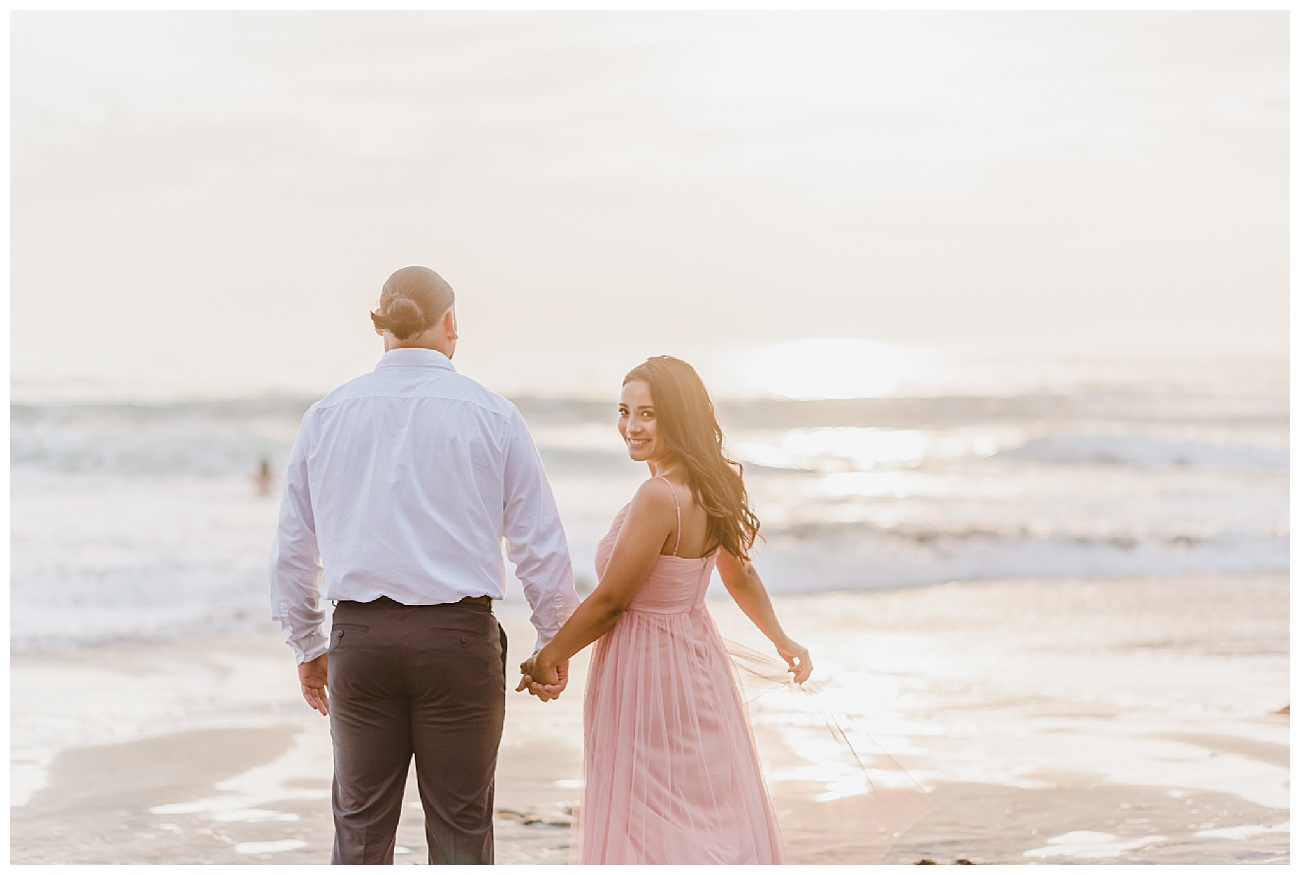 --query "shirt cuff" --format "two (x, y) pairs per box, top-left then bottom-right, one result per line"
(292, 631), (330, 665)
